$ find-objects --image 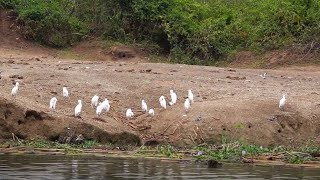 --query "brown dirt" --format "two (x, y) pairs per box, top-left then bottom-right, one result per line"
(1, 10), (320, 147)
